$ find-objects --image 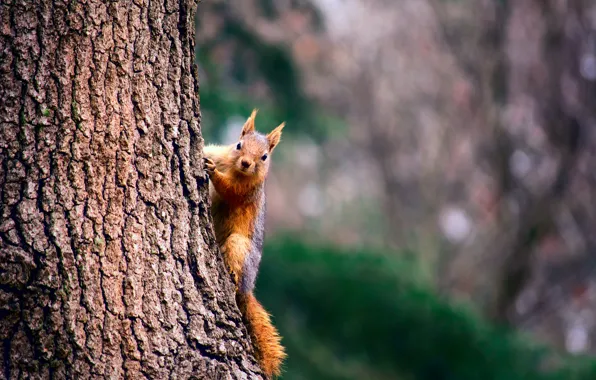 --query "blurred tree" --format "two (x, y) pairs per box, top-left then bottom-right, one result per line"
(433, 0), (596, 335)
